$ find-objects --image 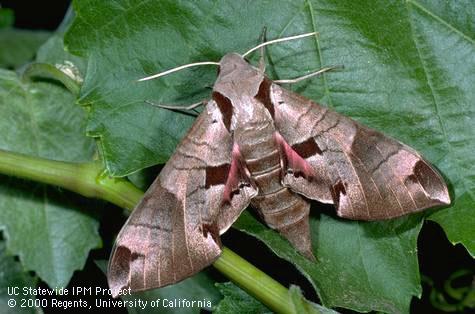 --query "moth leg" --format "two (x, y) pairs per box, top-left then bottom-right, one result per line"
(258, 26), (267, 73)
(145, 100), (206, 111)
(274, 65), (343, 84)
